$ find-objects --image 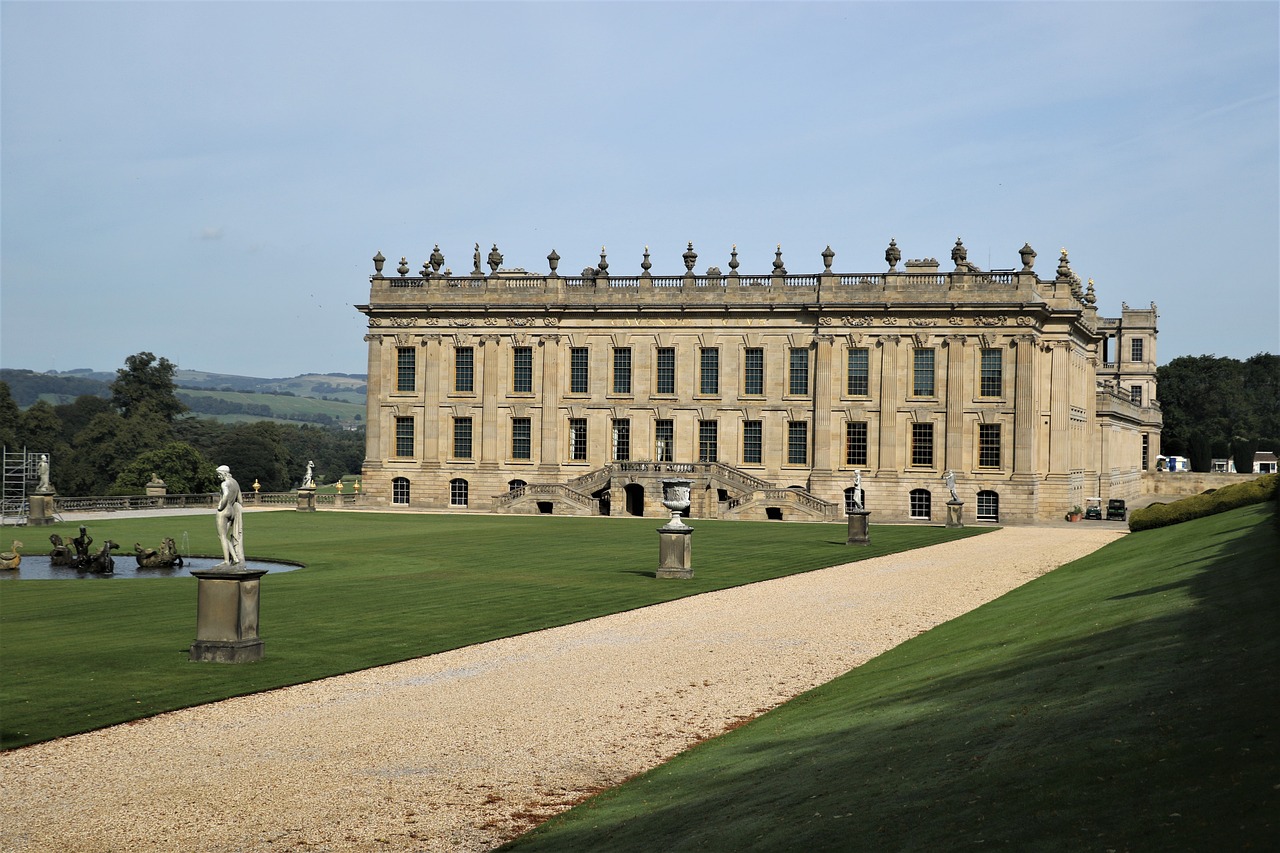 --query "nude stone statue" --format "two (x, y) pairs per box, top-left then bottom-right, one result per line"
(216, 465), (245, 567)
(851, 470), (864, 511)
(301, 460), (315, 489)
(36, 454), (51, 492)
(943, 469), (959, 503)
